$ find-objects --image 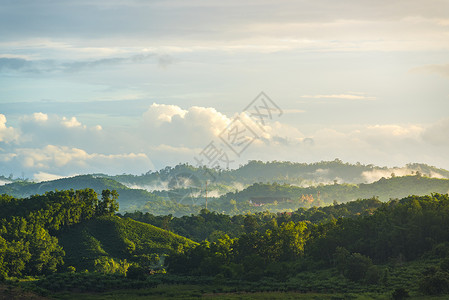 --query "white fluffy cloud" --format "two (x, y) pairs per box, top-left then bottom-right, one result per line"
(3, 145), (153, 178)
(0, 114), (19, 143)
(18, 113), (104, 151)
(142, 103), (231, 147)
(2, 105), (449, 180)
(61, 116), (82, 128)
